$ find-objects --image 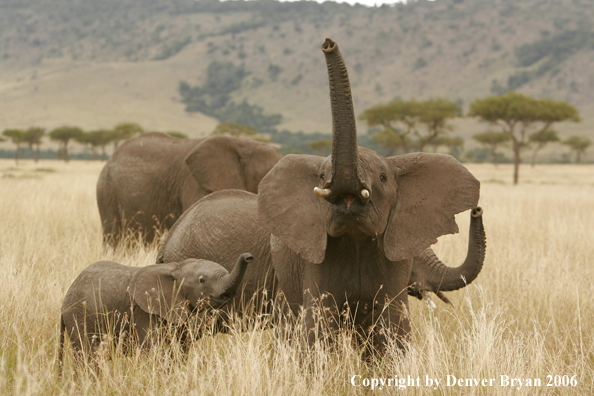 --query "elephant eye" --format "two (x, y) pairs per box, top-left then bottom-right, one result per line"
(320, 173), (325, 179)
(380, 173), (387, 182)
(198, 276), (206, 284)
